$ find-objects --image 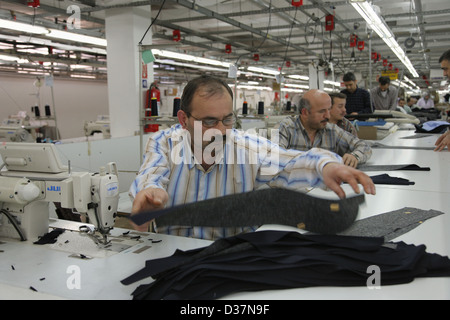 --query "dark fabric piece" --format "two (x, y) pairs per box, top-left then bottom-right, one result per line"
(338, 207), (444, 241)
(415, 123), (450, 134)
(130, 188), (365, 235)
(121, 230), (450, 300)
(369, 174), (415, 185)
(358, 164), (430, 171)
(33, 228), (65, 245)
